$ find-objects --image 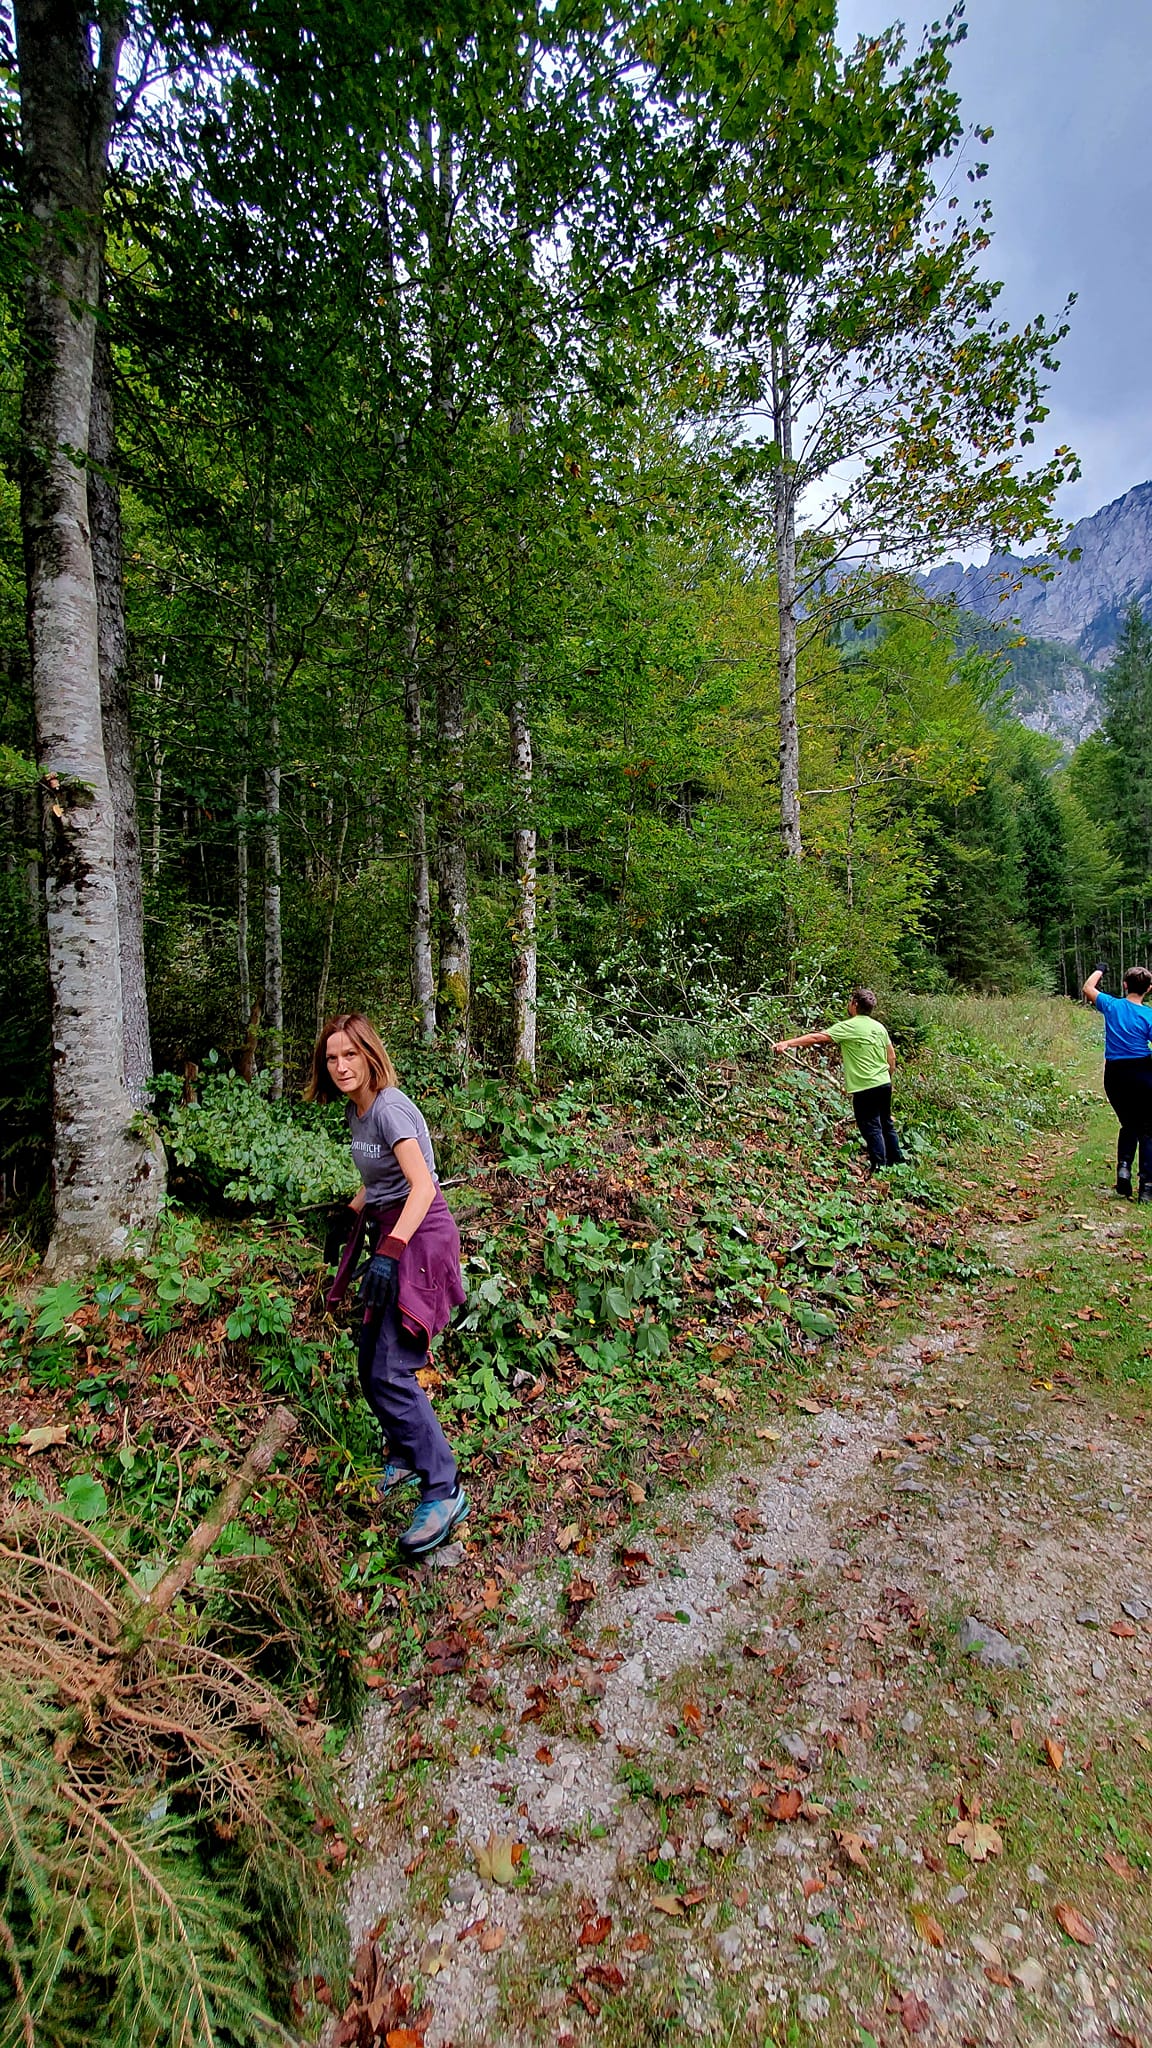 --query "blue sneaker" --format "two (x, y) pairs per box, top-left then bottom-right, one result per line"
(377, 1460), (418, 1497)
(397, 1485), (470, 1558)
